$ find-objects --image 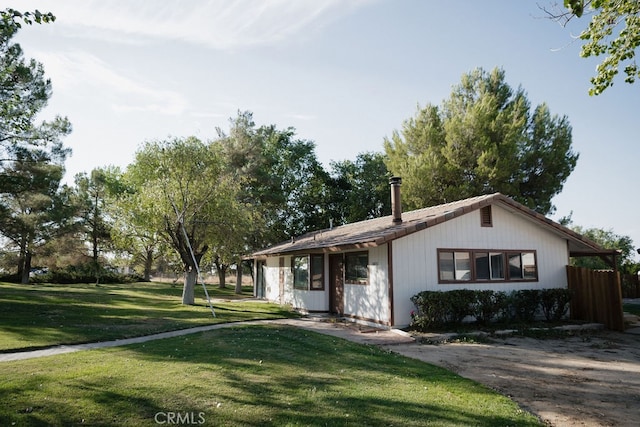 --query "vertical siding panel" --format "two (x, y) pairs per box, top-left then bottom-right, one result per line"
(394, 205), (571, 327)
